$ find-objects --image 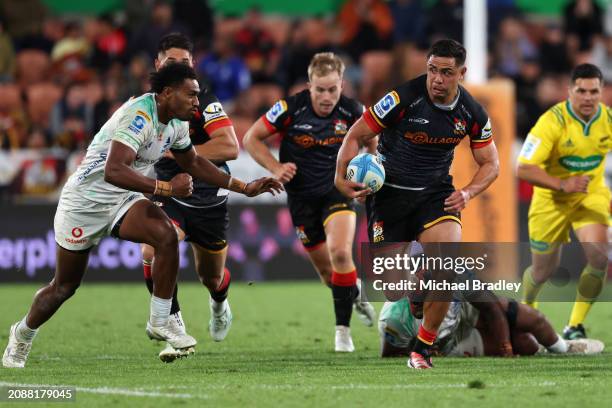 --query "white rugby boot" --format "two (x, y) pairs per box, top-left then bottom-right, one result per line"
(209, 298), (232, 342)
(353, 279), (376, 327)
(2, 323), (32, 368)
(334, 325), (355, 352)
(146, 318), (197, 350)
